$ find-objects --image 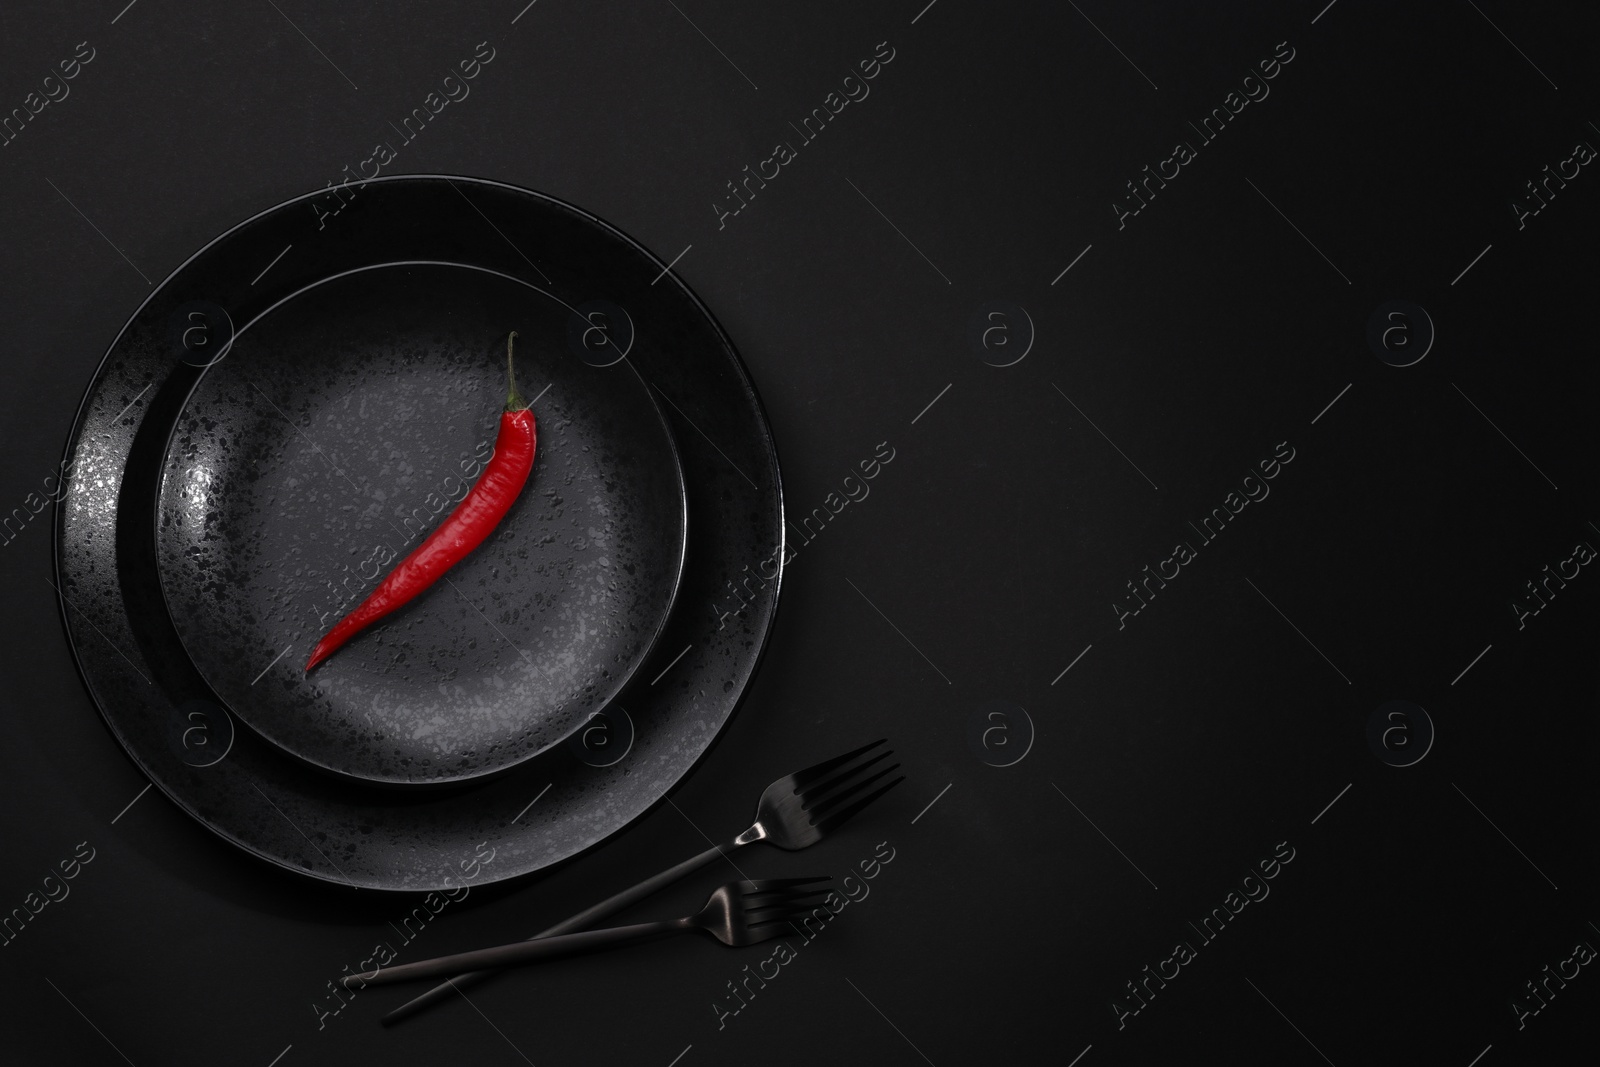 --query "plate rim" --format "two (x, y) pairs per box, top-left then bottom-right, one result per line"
(51, 173), (789, 891)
